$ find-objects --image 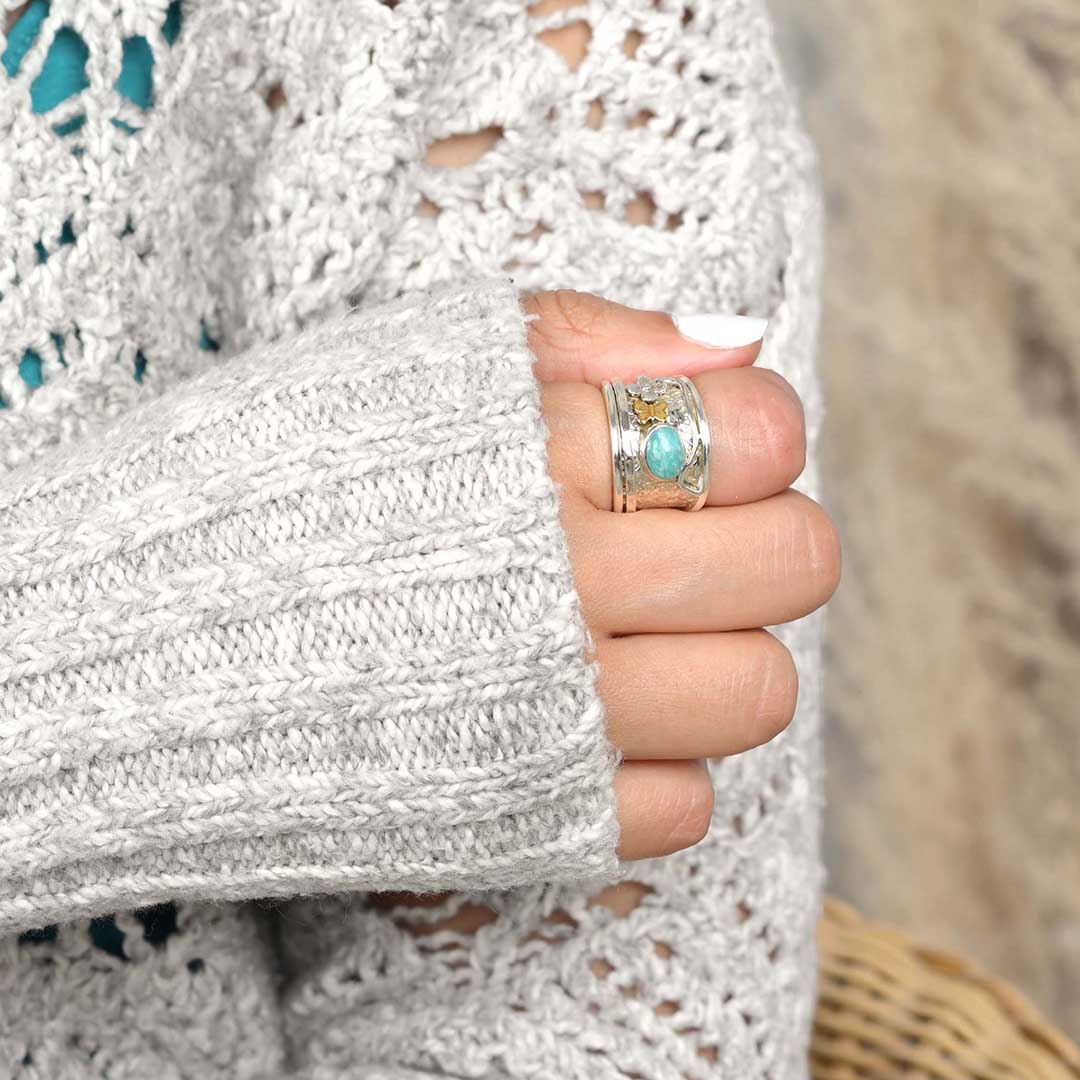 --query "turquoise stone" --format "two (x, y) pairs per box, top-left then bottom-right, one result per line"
(644, 425), (685, 480)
